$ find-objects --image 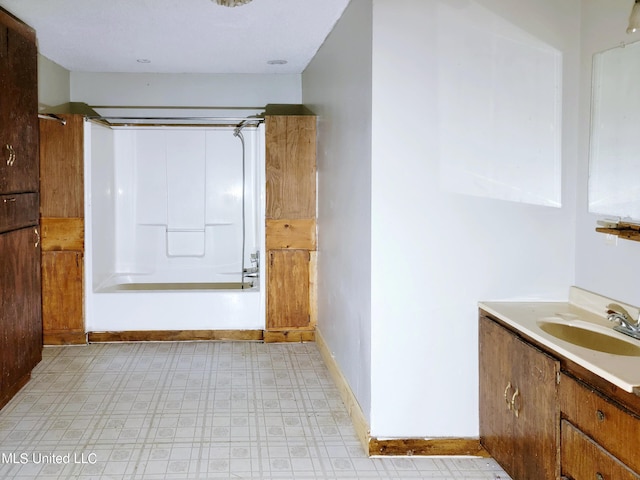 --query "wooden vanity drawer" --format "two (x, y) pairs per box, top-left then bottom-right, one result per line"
(561, 420), (640, 480)
(0, 193), (39, 233)
(559, 373), (640, 474)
